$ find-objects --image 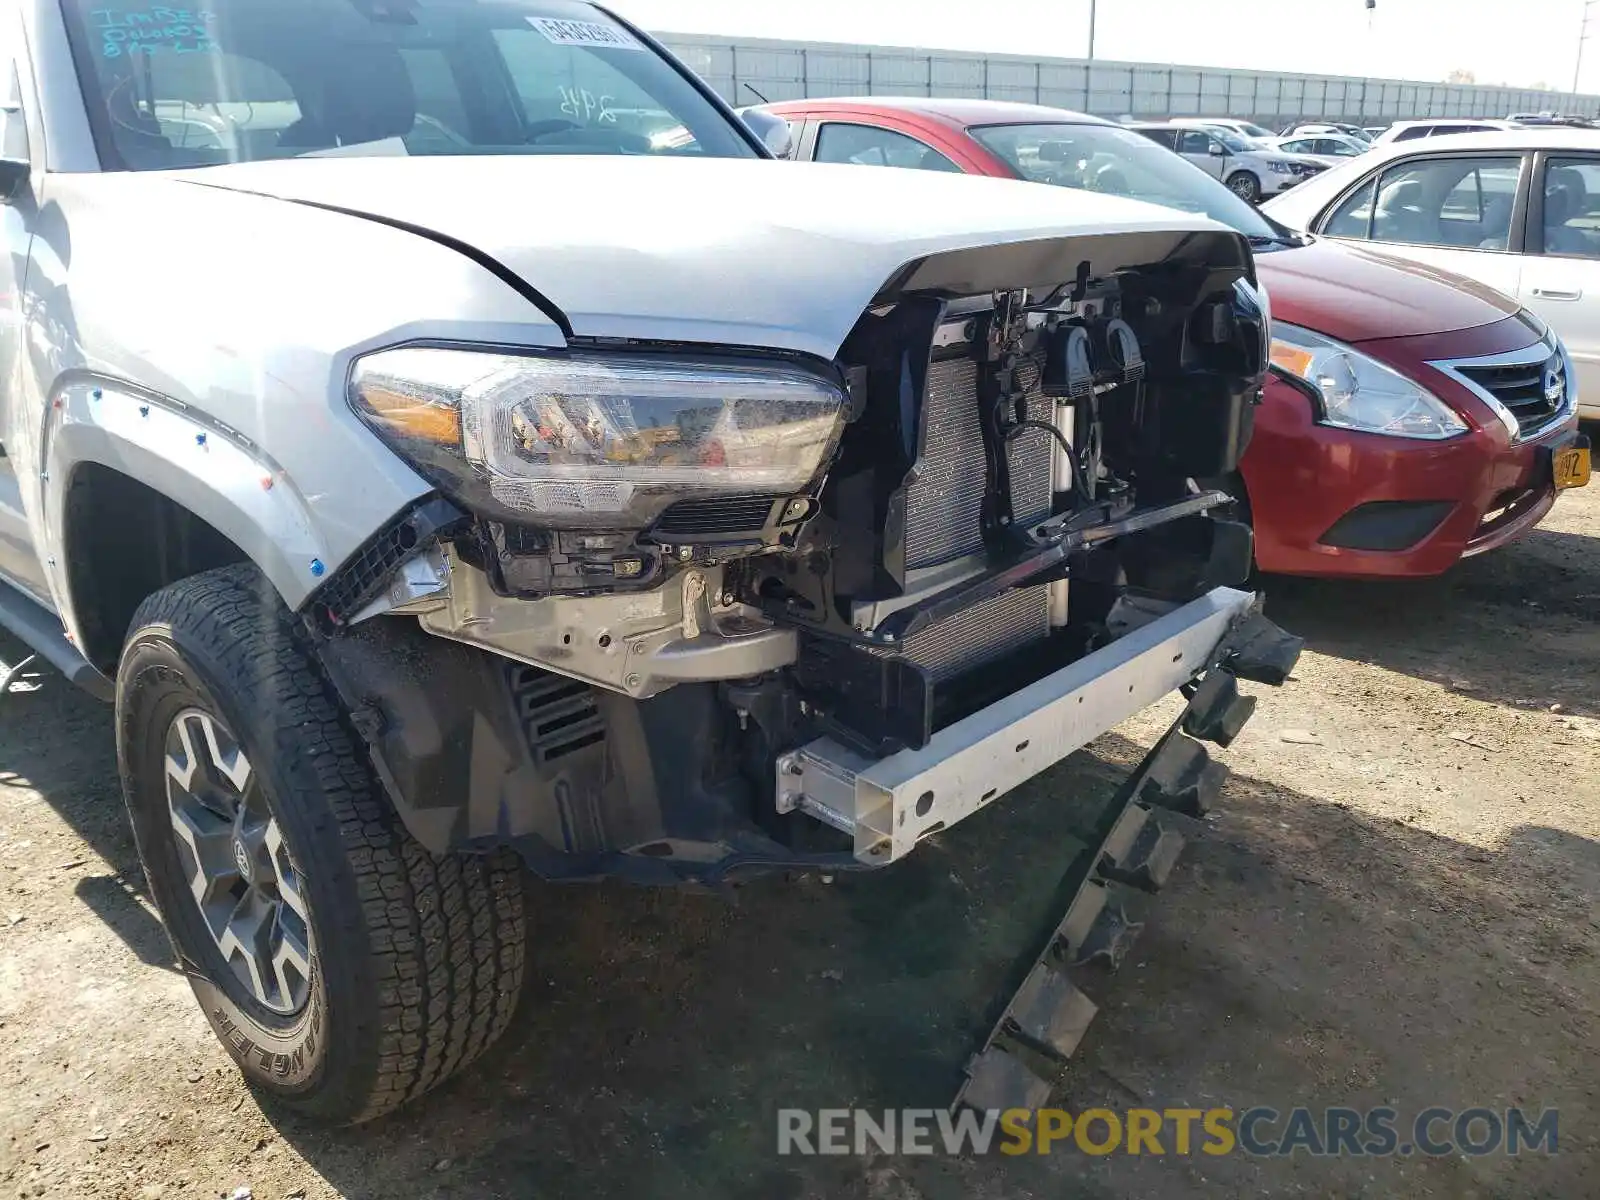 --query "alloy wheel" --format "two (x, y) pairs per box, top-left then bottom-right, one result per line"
(163, 708), (312, 1015)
